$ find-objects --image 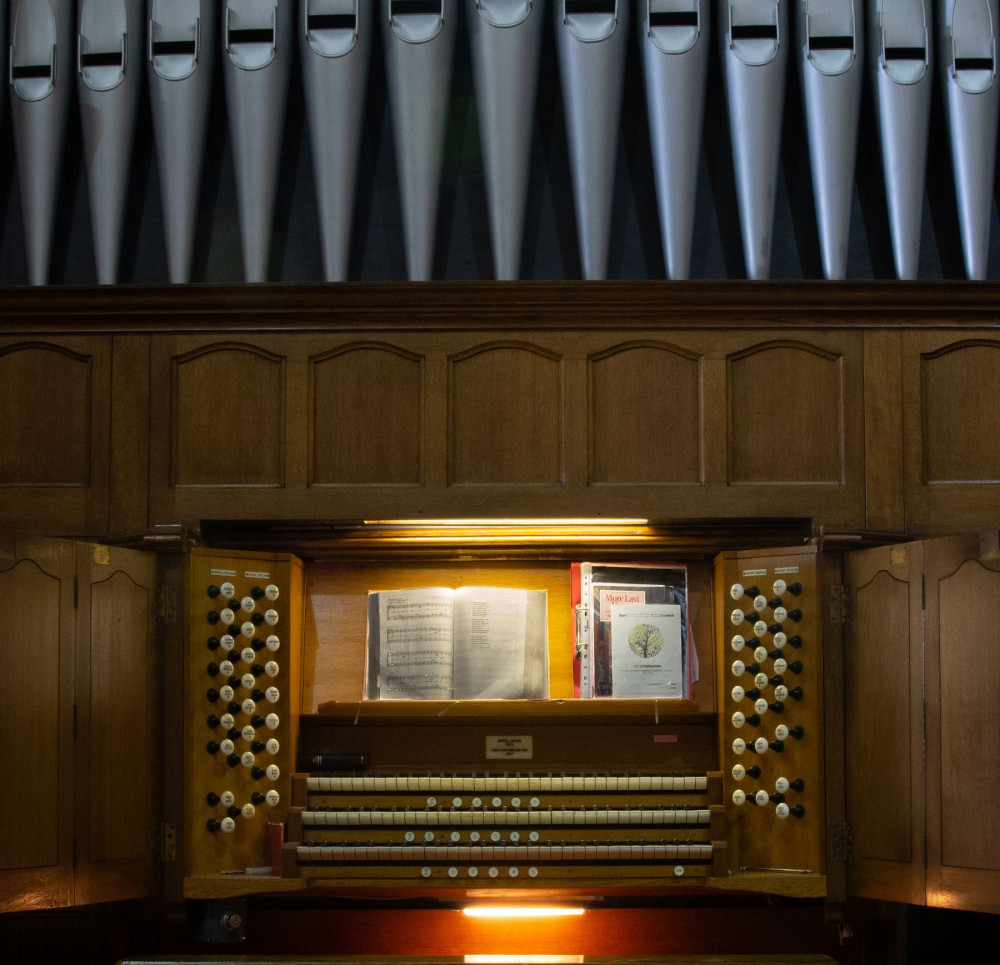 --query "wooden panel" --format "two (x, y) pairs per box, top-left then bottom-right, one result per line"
(924, 533), (1000, 913)
(449, 341), (563, 485)
(844, 542), (925, 904)
(74, 544), (160, 905)
(728, 341), (845, 484)
(109, 334), (152, 538)
(863, 330), (905, 532)
(713, 547), (830, 893)
(0, 541), (76, 912)
(183, 549), (303, 879)
(170, 342), (286, 486)
(903, 334), (1000, 532)
(921, 340), (1000, 482)
(0, 342), (91, 484)
(310, 343), (423, 485)
(588, 340), (703, 484)
(0, 339), (111, 536)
